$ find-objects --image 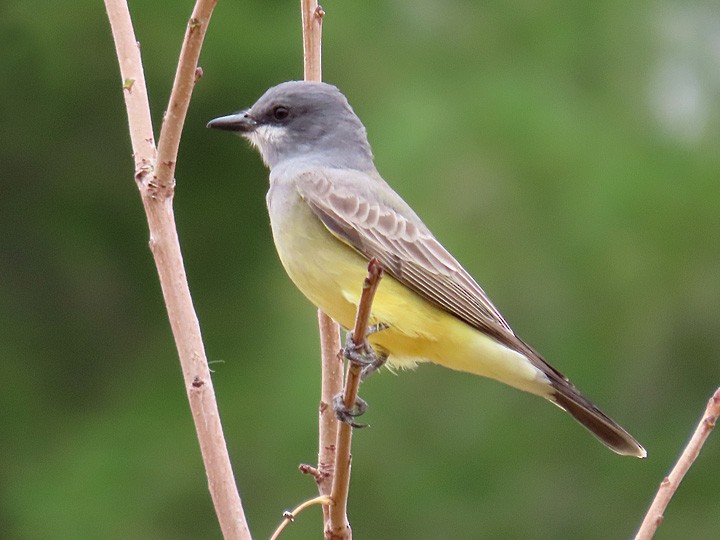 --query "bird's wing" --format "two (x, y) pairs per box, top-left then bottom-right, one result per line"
(295, 168), (524, 348)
